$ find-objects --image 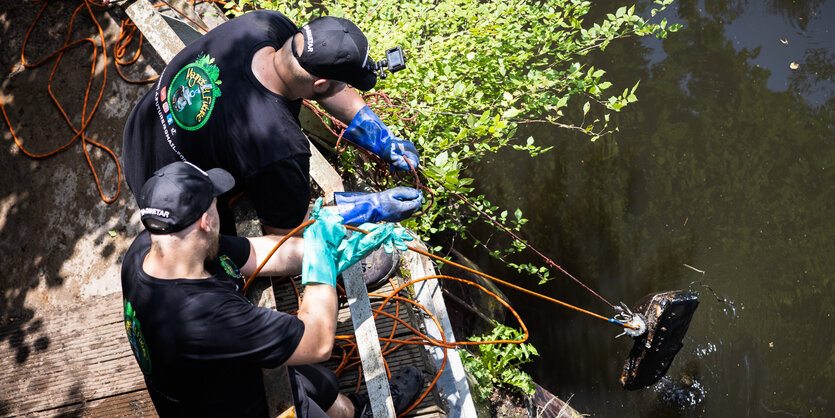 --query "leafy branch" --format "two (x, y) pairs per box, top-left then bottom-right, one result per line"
(460, 321), (539, 400)
(231, 0), (681, 284)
